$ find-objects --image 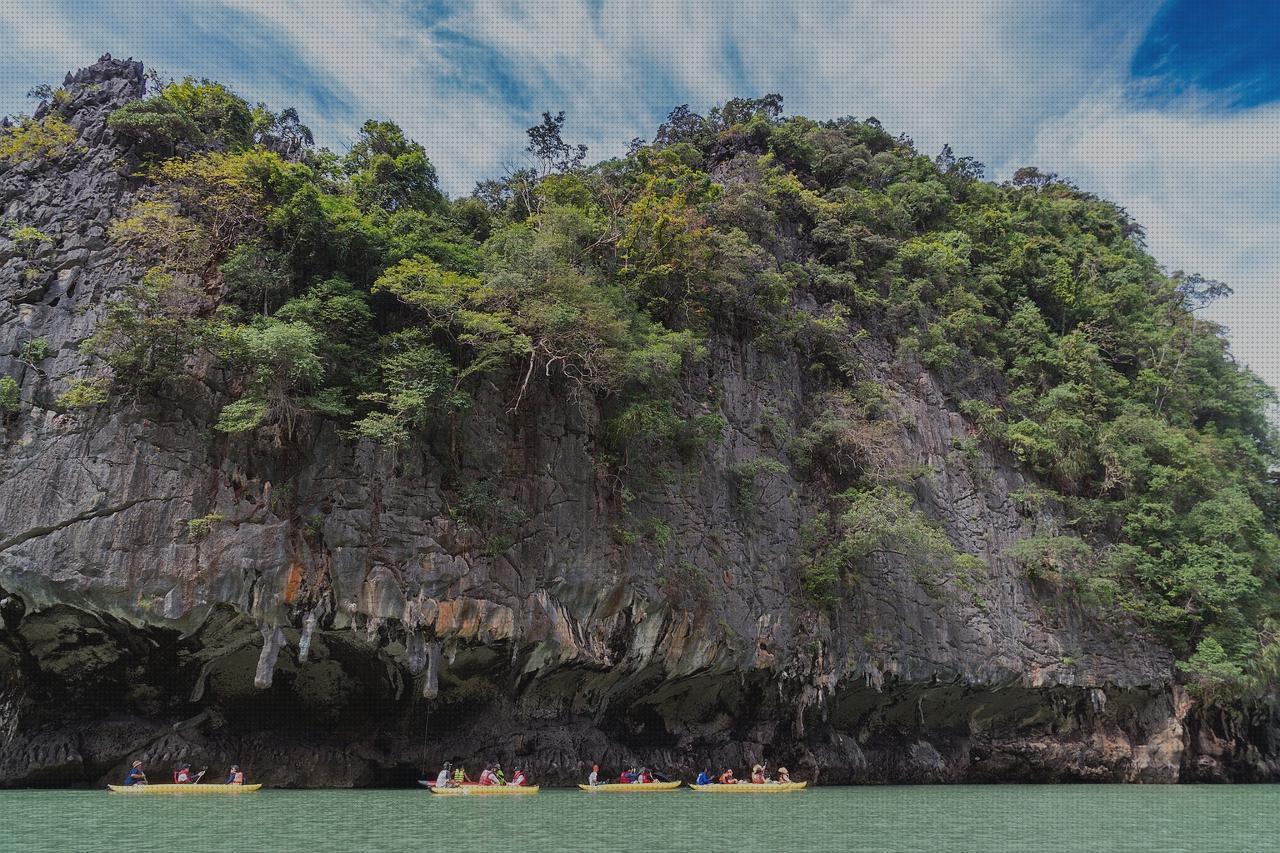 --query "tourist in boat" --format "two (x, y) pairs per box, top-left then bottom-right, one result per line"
(453, 764), (471, 785)
(776, 767), (792, 784)
(493, 762), (507, 785)
(511, 767), (528, 787)
(436, 762), (453, 789)
(225, 765), (245, 785)
(695, 767), (714, 786)
(637, 767), (652, 784)
(619, 766), (639, 783)
(174, 763), (203, 784)
(123, 760), (147, 786)
(588, 764), (600, 786)
(718, 768), (737, 784)
(478, 765), (498, 786)
(751, 764), (766, 784)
